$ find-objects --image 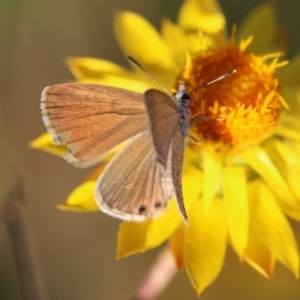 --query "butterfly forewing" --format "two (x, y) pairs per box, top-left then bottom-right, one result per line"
(41, 83), (148, 167)
(144, 88), (188, 223)
(95, 131), (174, 221)
(144, 89), (182, 167)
